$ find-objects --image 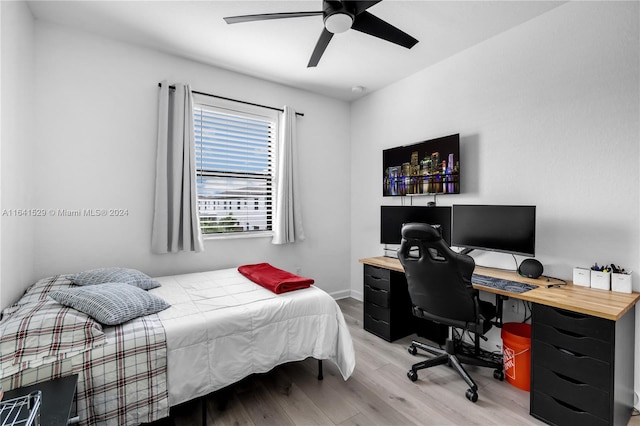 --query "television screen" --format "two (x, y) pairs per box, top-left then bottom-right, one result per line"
(383, 134), (460, 196)
(380, 206), (452, 245)
(451, 205), (536, 257)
